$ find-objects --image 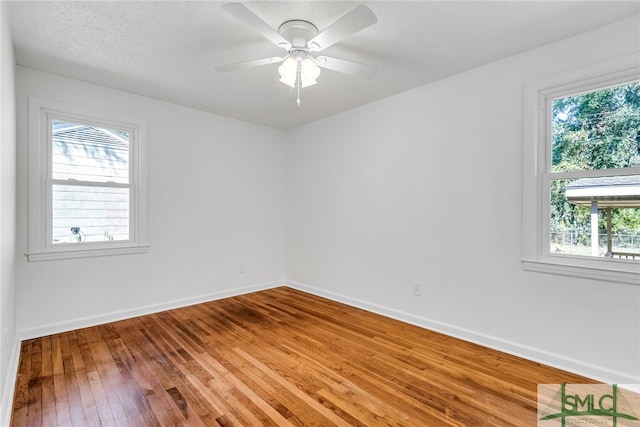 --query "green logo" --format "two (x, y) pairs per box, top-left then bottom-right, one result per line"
(538, 384), (639, 426)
